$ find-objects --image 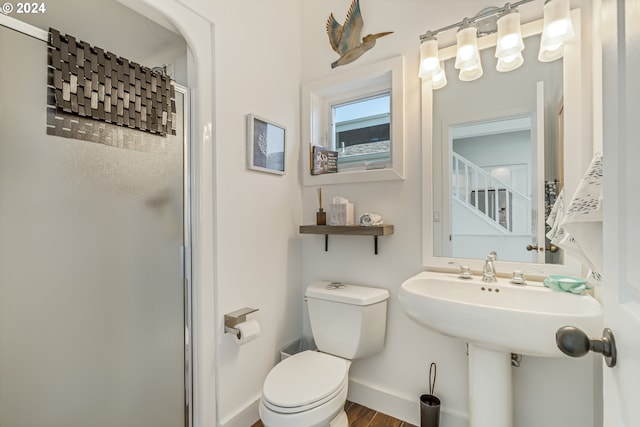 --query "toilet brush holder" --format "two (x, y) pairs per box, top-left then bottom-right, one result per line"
(420, 394), (440, 427)
(420, 363), (440, 427)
